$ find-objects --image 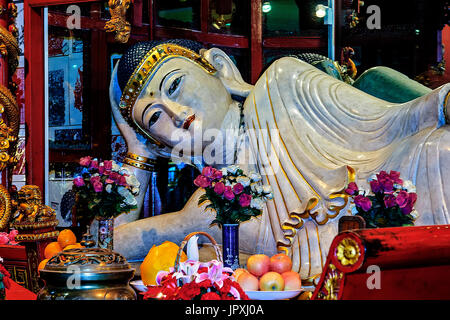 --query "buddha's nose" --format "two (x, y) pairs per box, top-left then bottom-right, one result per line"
(161, 101), (190, 128)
